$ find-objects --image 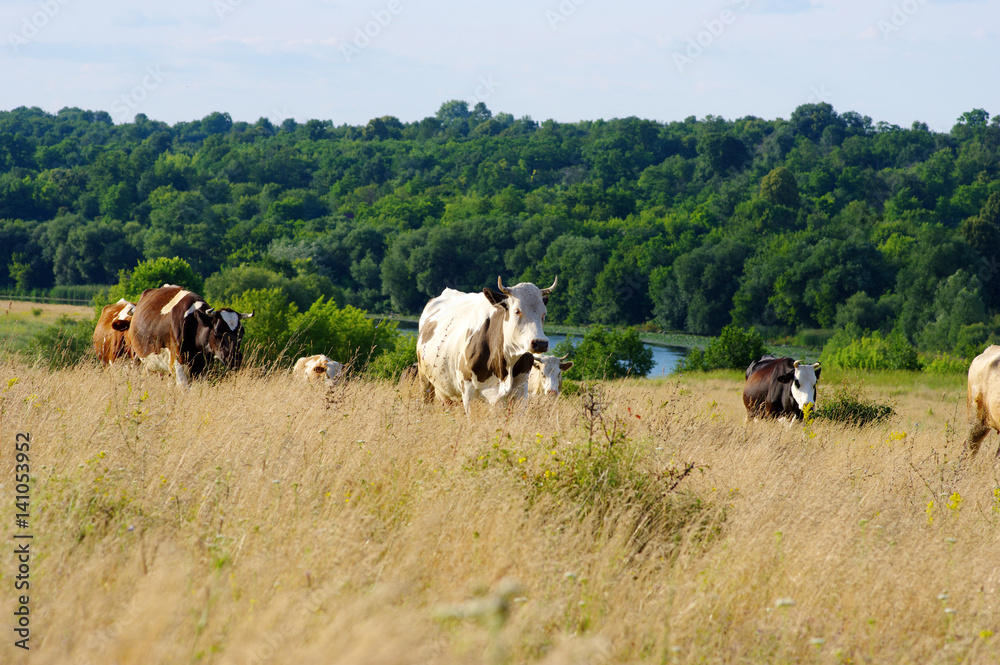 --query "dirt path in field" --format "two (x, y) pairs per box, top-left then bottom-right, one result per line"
(2, 300), (94, 321)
